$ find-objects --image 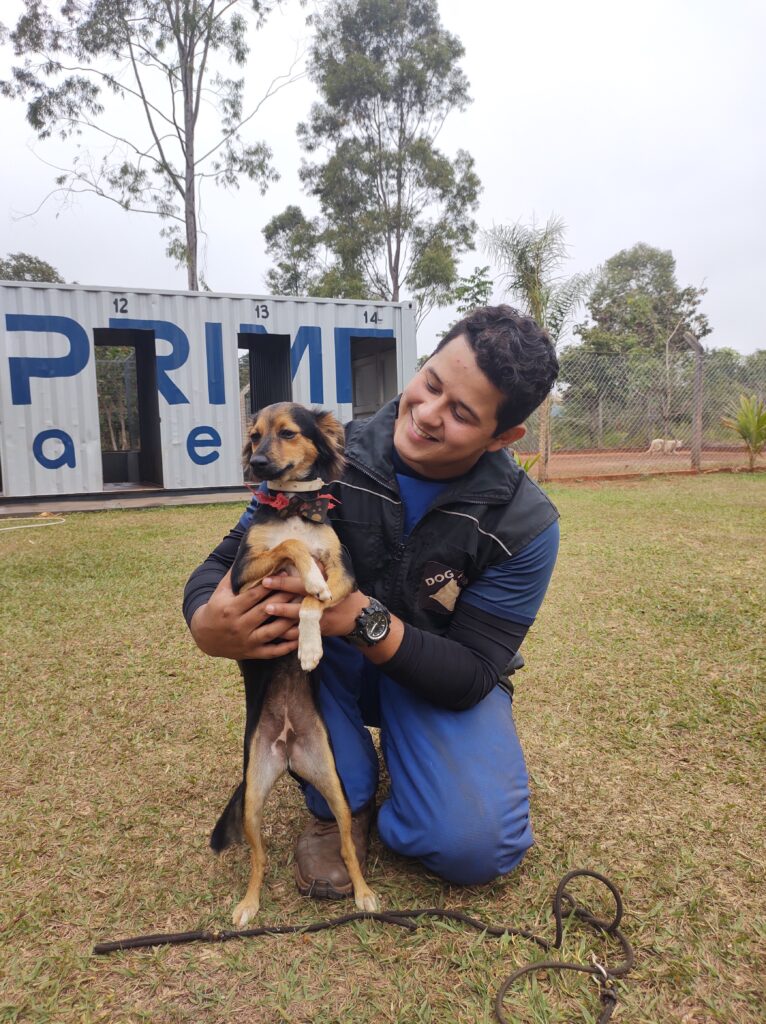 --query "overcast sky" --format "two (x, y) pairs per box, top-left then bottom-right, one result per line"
(1, 0), (764, 356)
